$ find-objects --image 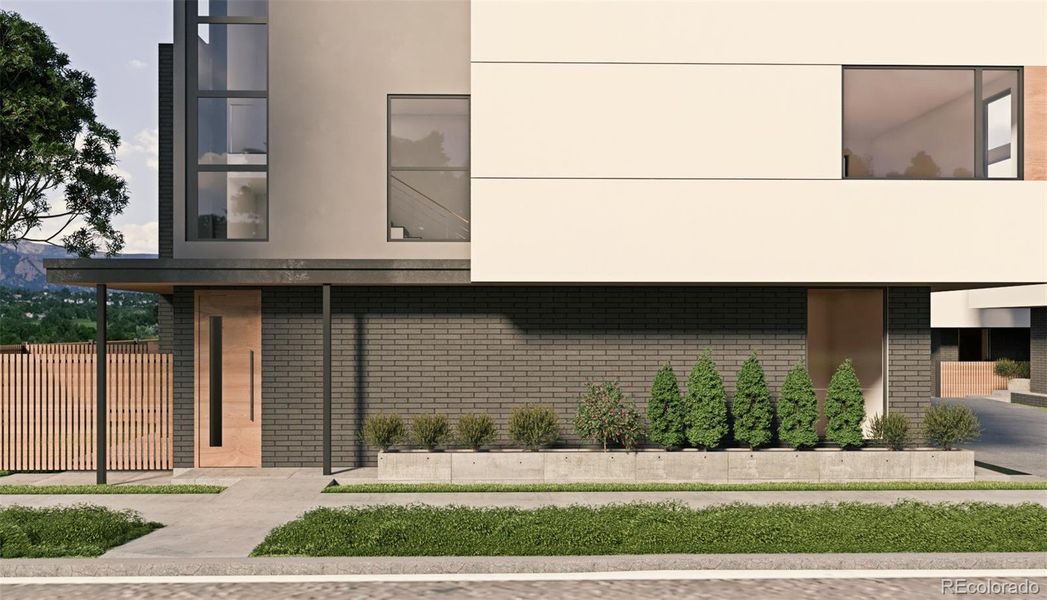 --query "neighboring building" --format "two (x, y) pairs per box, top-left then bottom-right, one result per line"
(47, 0), (1047, 469)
